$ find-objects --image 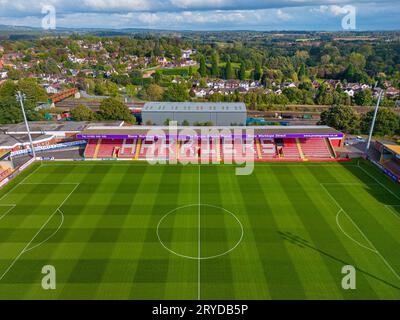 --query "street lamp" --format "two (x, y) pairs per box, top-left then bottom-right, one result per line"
(16, 91), (36, 159)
